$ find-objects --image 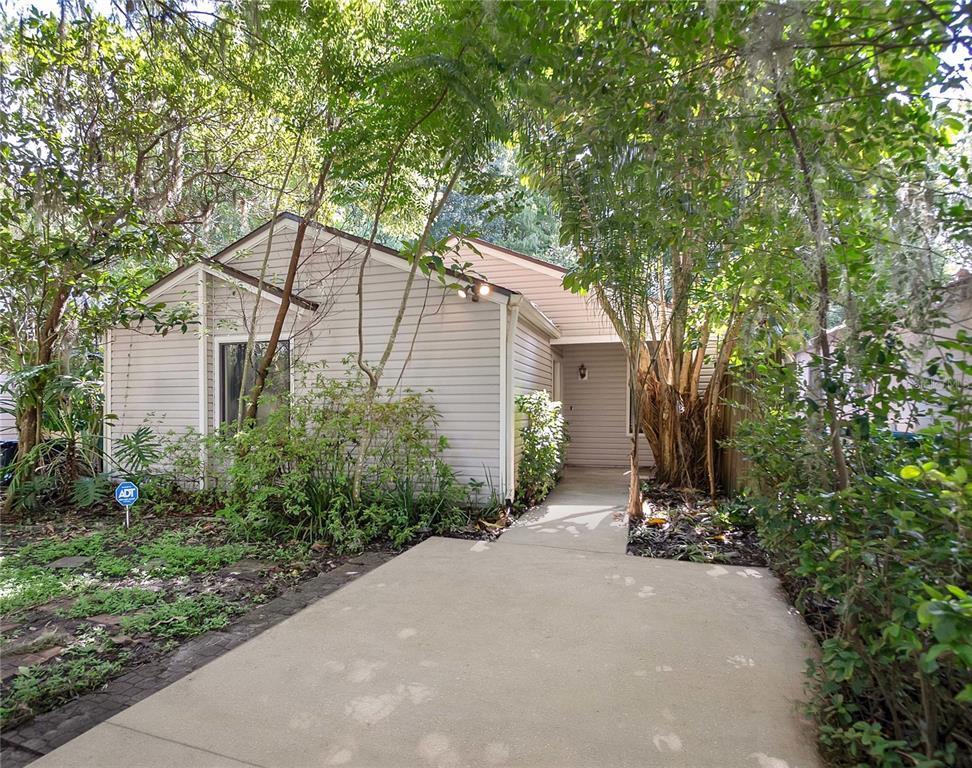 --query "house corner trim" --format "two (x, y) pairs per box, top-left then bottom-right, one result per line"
(197, 272), (208, 487)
